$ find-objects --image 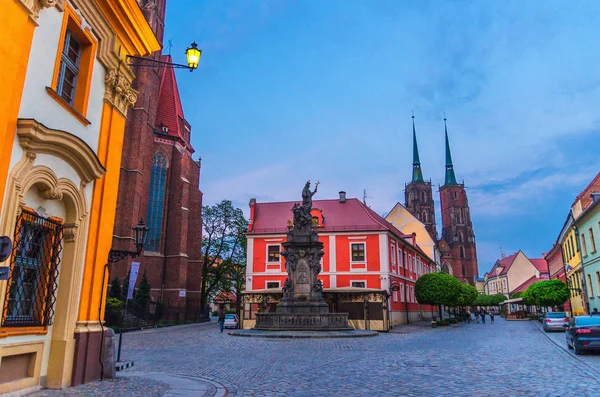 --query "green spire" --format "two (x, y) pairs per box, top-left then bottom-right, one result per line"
(444, 116), (457, 185)
(412, 114), (424, 182)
